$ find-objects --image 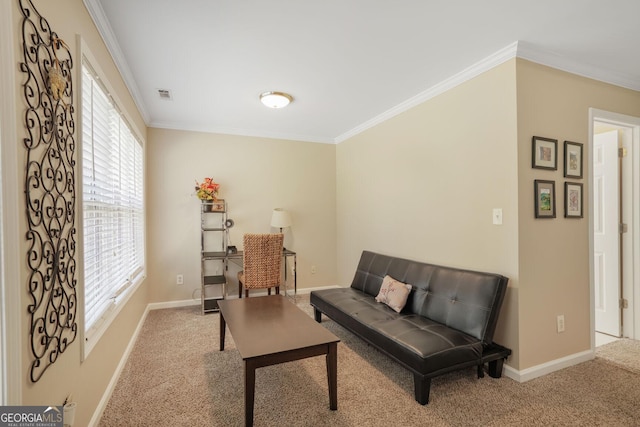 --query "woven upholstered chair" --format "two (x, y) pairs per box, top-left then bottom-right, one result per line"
(237, 233), (284, 298)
